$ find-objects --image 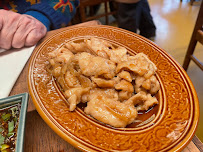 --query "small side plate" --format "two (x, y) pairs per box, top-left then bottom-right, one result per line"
(0, 93), (29, 152)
